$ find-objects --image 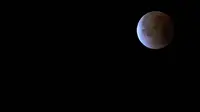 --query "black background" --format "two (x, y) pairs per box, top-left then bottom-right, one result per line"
(7, 1), (199, 80)
(63, 1), (198, 73)
(30, 0), (199, 77)
(65, 1), (200, 100)
(56, 0), (199, 101)
(2, 0), (200, 104)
